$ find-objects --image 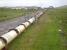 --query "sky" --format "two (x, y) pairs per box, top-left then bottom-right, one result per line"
(0, 0), (67, 7)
